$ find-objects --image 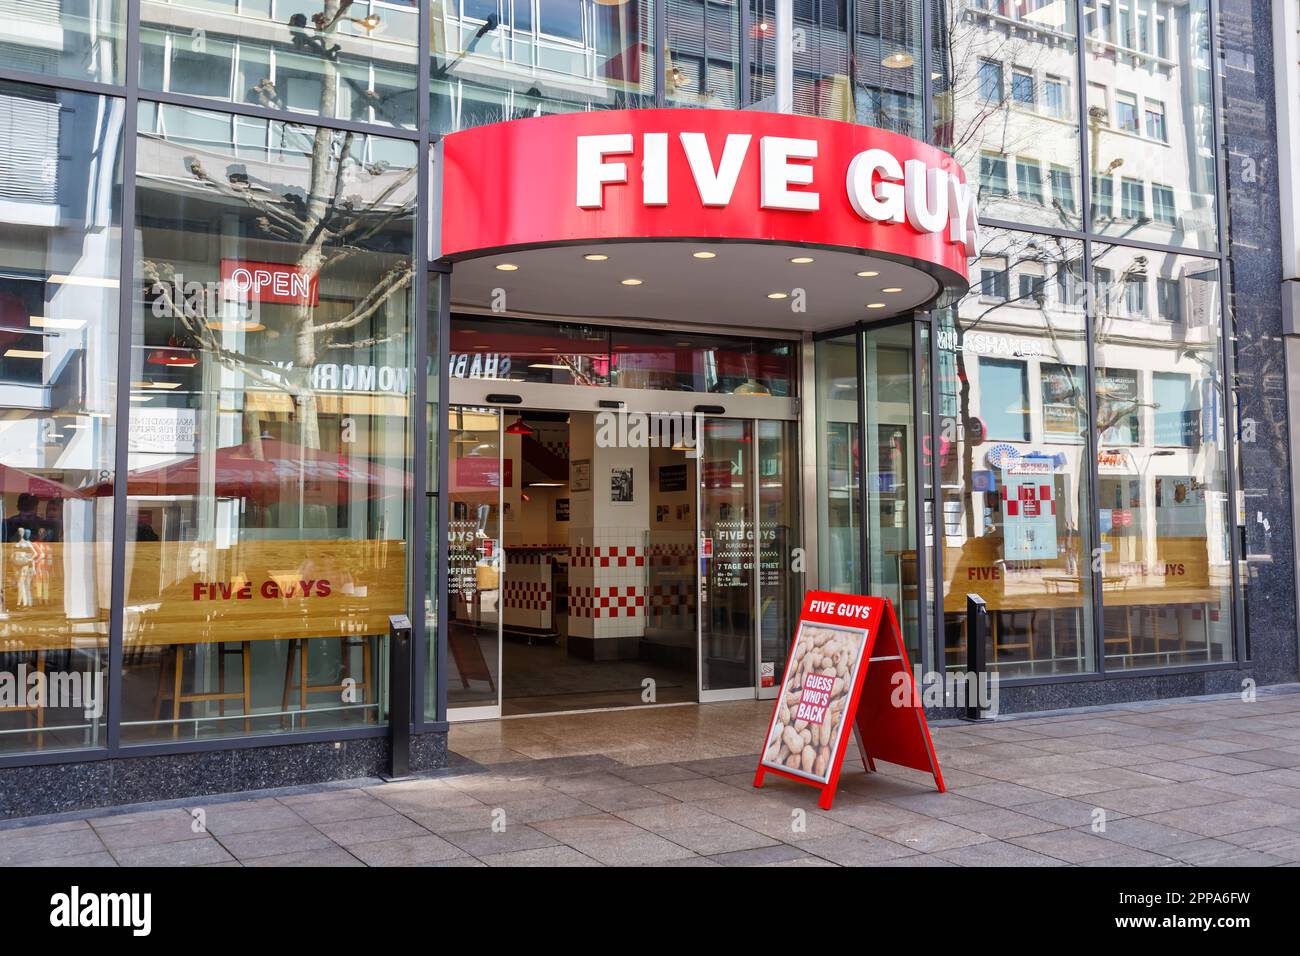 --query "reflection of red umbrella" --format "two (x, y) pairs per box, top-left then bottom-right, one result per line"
(0, 463), (77, 498)
(99, 440), (409, 504)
